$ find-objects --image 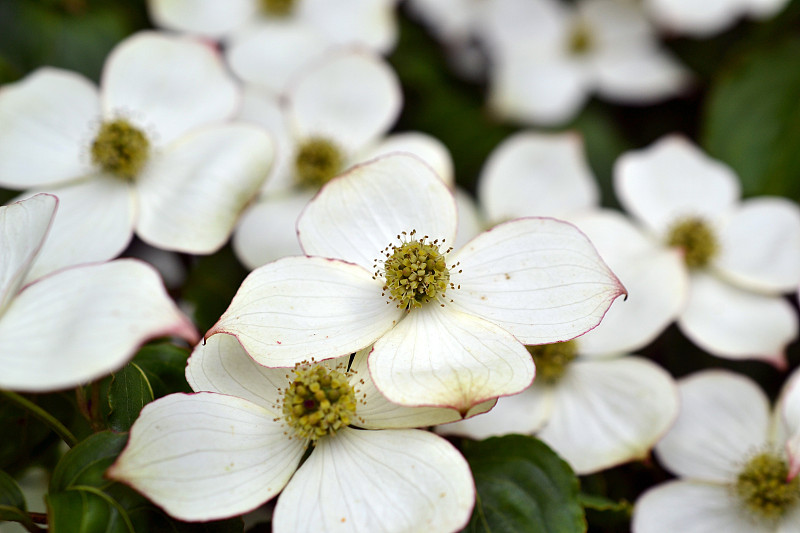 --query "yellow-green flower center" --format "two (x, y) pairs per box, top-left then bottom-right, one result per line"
(527, 340), (578, 384)
(666, 217), (718, 269)
(294, 138), (343, 189)
(260, 0), (294, 16)
(91, 119), (149, 180)
(282, 365), (356, 442)
(568, 21), (593, 55)
(736, 452), (800, 519)
(382, 231), (451, 310)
